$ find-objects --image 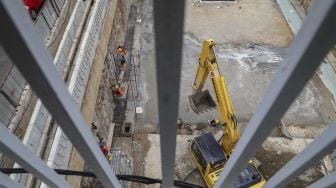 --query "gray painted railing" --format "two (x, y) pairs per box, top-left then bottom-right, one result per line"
(11, 0), (90, 185)
(0, 0), (336, 188)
